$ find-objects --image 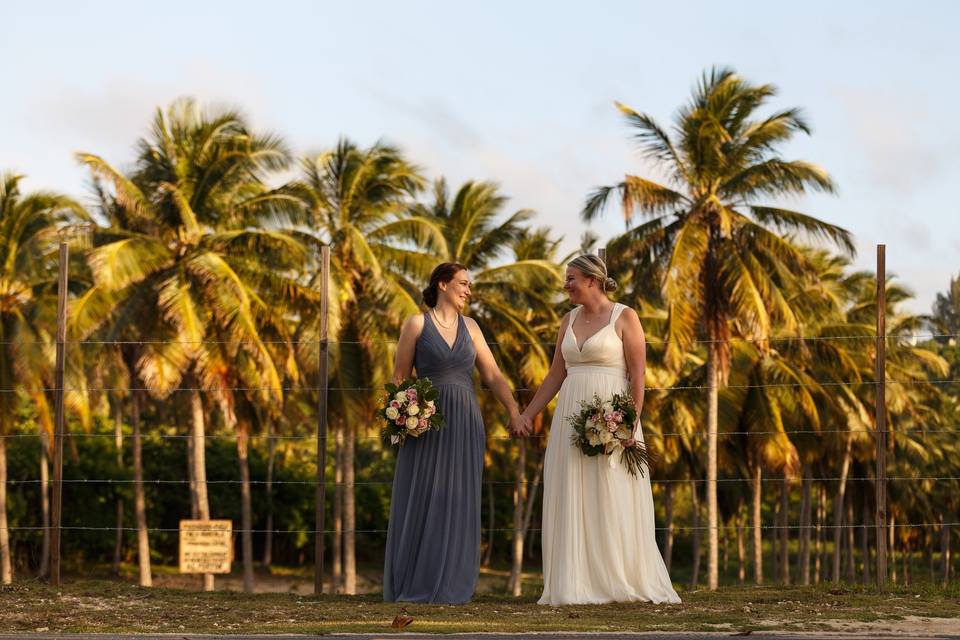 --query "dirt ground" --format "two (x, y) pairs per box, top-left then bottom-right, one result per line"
(3, 569), (959, 635)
